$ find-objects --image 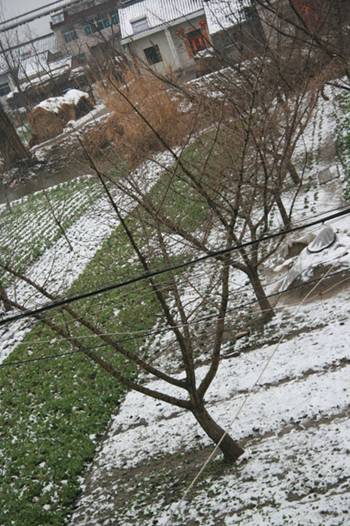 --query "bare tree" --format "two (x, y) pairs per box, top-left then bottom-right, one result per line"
(255, 0), (350, 91)
(0, 281), (11, 311)
(0, 101), (29, 166)
(0, 2), (324, 465)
